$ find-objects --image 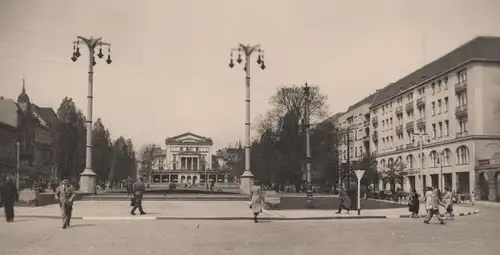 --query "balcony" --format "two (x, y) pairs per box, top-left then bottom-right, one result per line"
(396, 106), (403, 115)
(455, 105), (468, 117)
(416, 118), (426, 128)
(416, 97), (425, 107)
(371, 151), (377, 157)
(396, 145), (404, 151)
(396, 125), (404, 135)
(455, 82), (467, 93)
(406, 121), (415, 131)
(371, 116), (378, 125)
(405, 102), (414, 112)
(406, 143), (415, 149)
(372, 131), (378, 141)
(364, 120), (370, 127)
(456, 131), (469, 138)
